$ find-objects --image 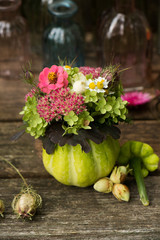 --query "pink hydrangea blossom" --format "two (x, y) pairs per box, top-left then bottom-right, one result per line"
(25, 88), (36, 101)
(38, 65), (68, 94)
(121, 91), (151, 106)
(79, 66), (102, 79)
(37, 88), (87, 122)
